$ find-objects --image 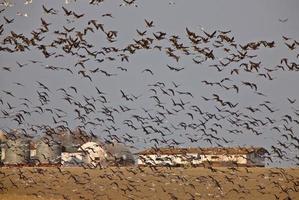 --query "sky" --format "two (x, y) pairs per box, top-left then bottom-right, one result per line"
(0, 0), (299, 167)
